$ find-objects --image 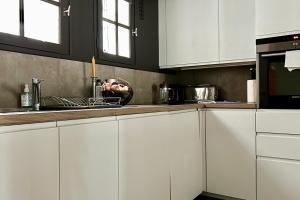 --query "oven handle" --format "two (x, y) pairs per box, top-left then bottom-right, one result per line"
(261, 52), (286, 57)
